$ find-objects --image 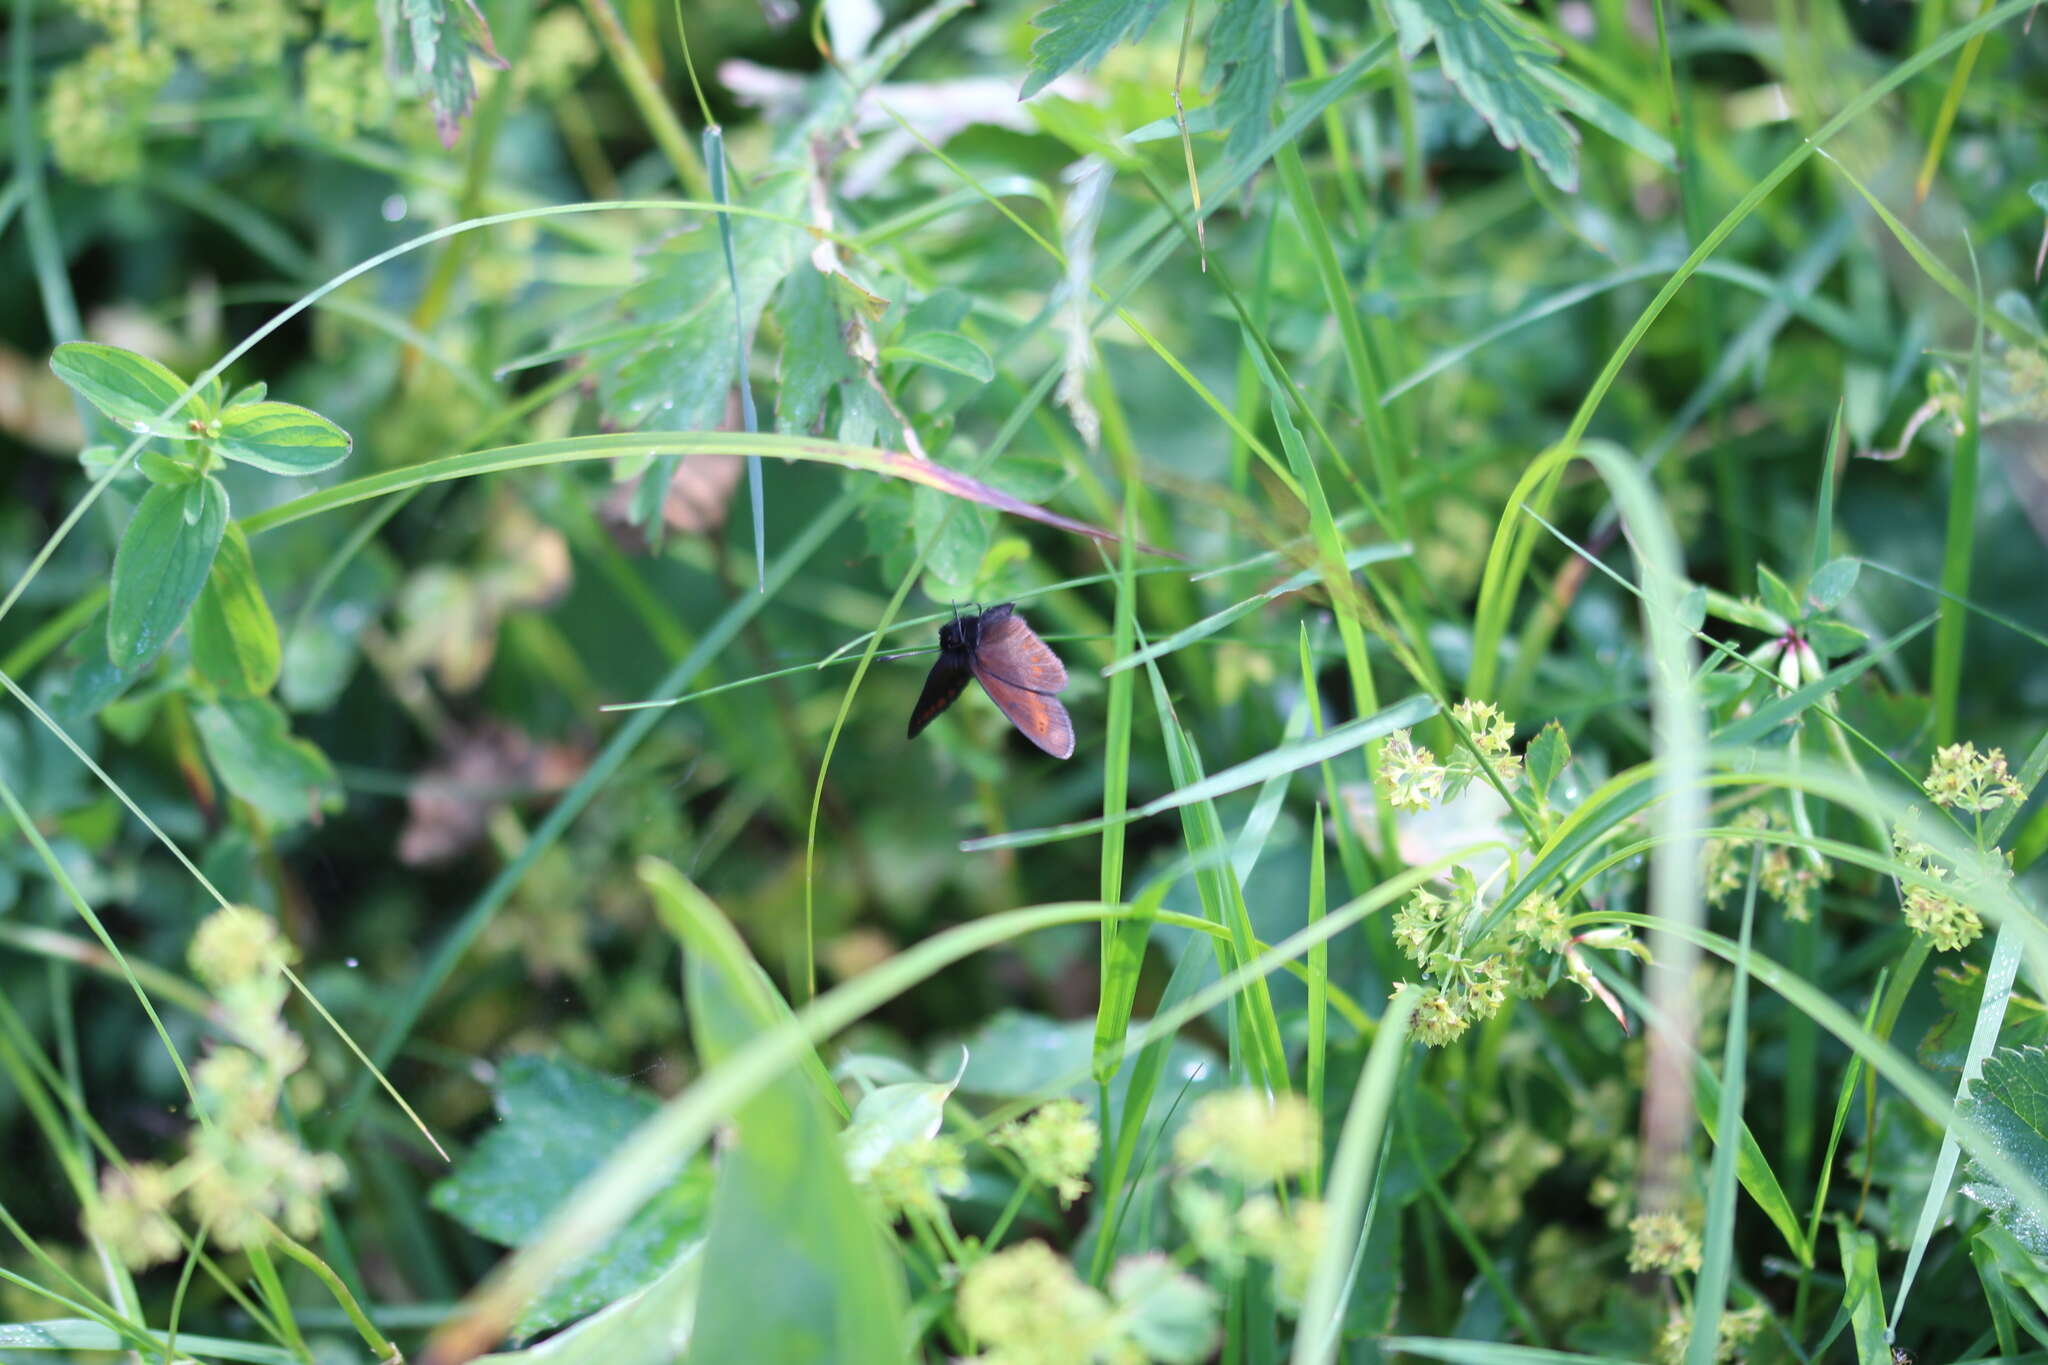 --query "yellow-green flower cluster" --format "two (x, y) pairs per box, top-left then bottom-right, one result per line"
(1701, 803), (1830, 920)
(1511, 891), (1570, 953)
(81, 905), (343, 1266)
(1455, 1121), (1563, 1236)
(43, 38), (172, 183)
(1402, 955), (1510, 1048)
(1173, 1090), (1319, 1186)
(1655, 1304), (1768, 1365)
(1924, 742), (2027, 813)
(155, 0), (304, 73)
(1450, 699), (1522, 786)
(993, 1099), (1099, 1207)
(1237, 1194), (1327, 1311)
(1377, 729), (1445, 811)
(303, 42), (396, 143)
(1892, 817), (1985, 953)
(1627, 1210), (1703, 1275)
(865, 1136), (967, 1222)
(957, 1241), (1116, 1365)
